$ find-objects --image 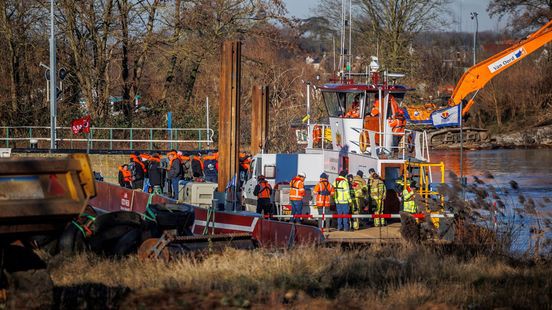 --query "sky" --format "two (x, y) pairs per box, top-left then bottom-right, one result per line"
(283, 0), (506, 32)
